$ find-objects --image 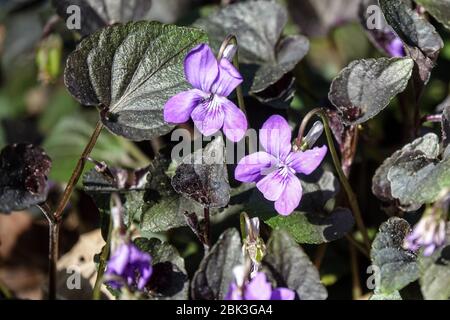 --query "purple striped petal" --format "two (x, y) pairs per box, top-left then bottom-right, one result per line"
(259, 115), (292, 160)
(256, 169), (286, 202)
(274, 174), (302, 216)
(288, 146), (327, 175)
(235, 152), (277, 183)
(184, 44), (218, 92)
(211, 58), (243, 97)
(221, 97), (248, 142)
(191, 97), (225, 136)
(163, 89), (205, 123)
